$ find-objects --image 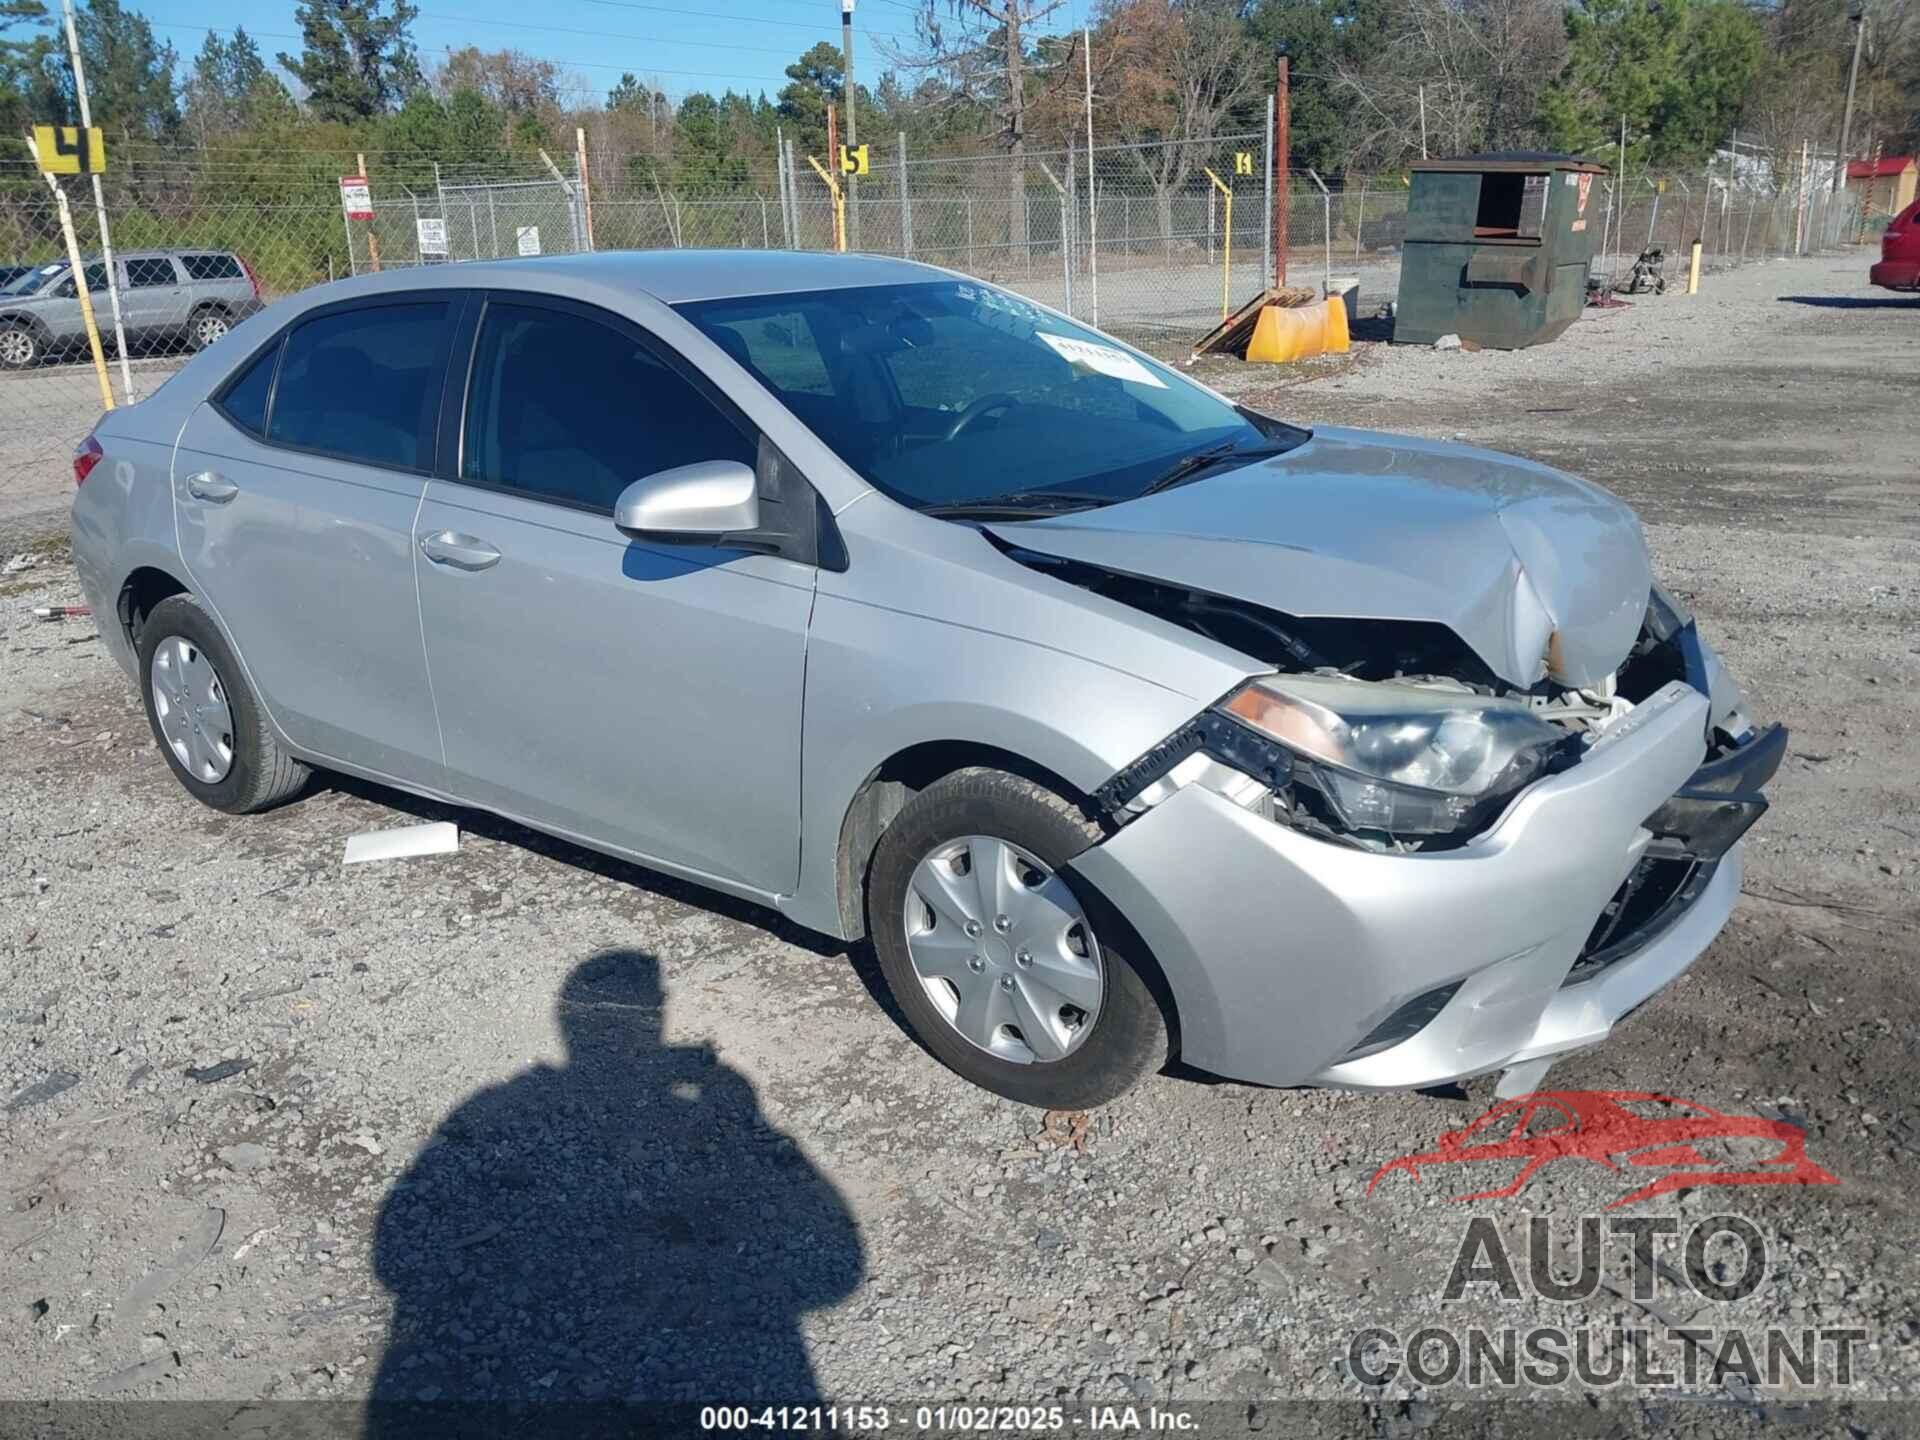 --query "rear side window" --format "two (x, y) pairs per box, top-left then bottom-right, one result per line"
(125, 257), (179, 288)
(461, 300), (753, 512)
(181, 253), (243, 281)
(269, 302), (449, 472)
(217, 341), (279, 438)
